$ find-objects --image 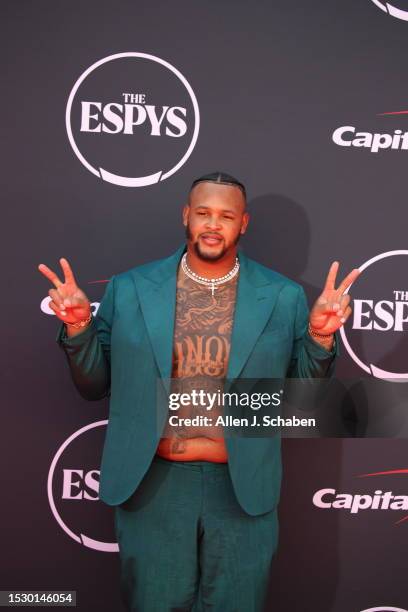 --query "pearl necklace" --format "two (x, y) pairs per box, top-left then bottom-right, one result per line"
(181, 253), (240, 296)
